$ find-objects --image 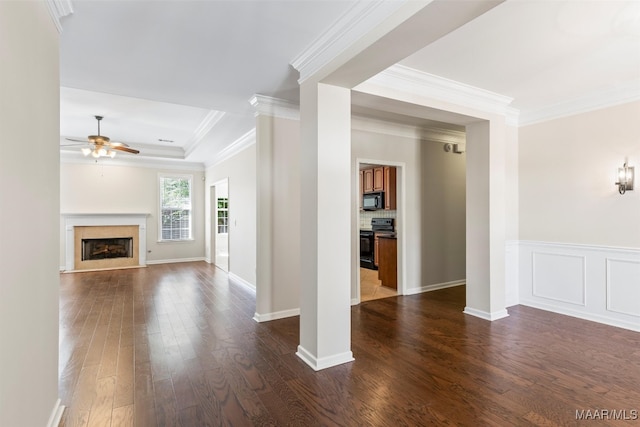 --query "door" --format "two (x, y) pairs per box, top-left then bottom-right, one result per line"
(211, 179), (229, 272)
